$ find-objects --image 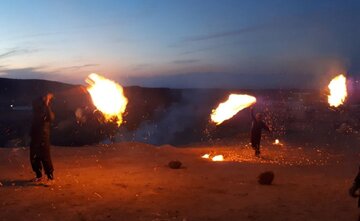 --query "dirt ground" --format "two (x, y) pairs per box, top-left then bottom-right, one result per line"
(0, 140), (359, 221)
